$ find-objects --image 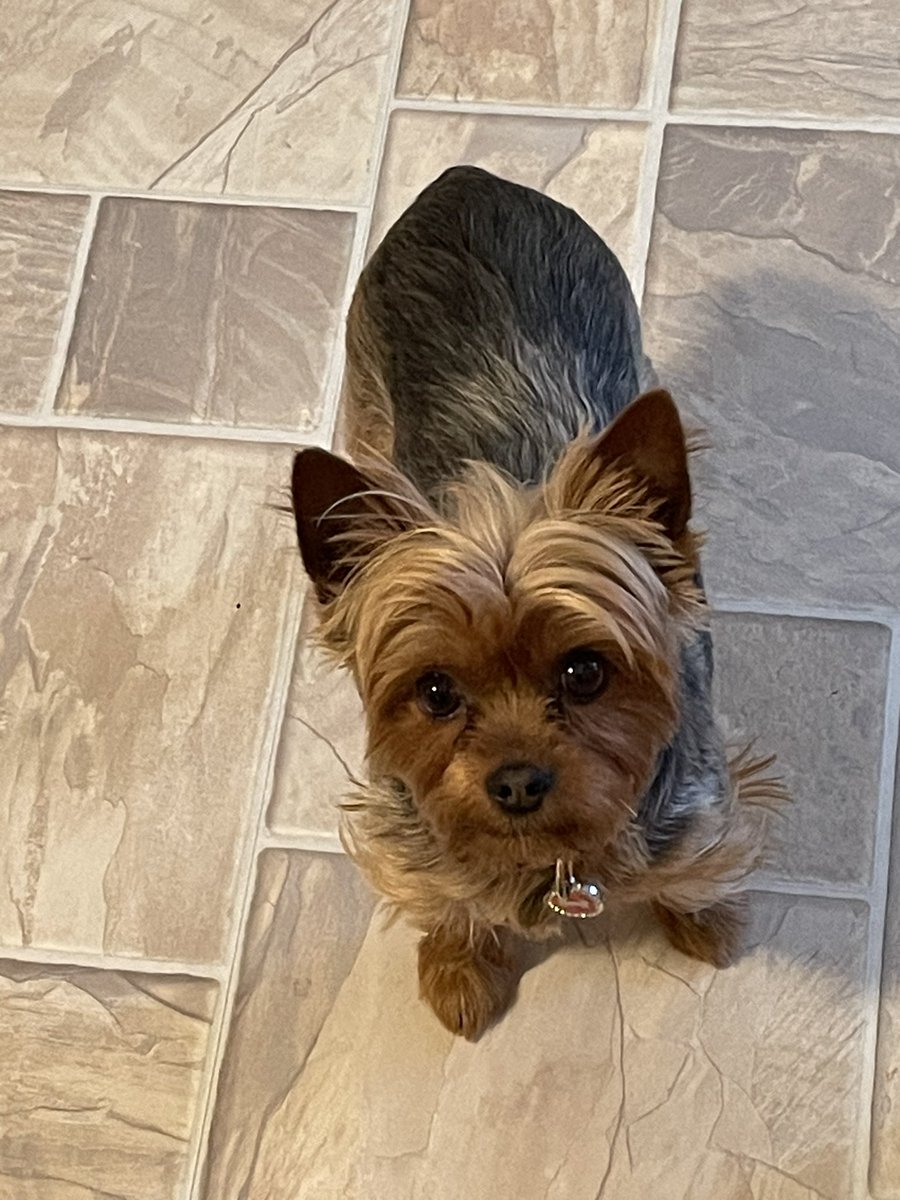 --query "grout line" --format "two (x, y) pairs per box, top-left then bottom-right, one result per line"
(858, 624), (900, 1198)
(392, 96), (653, 123)
(751, 876), (872, 903)
(630, 122), (665, 305)
(185, 4), (414, 1195)
(320, 3), (413, 449)
(711, 598), (900, 628)
(0, 179), (364, 212)
(631, 0), (683, 306)
(0, 409), (332, 448)
(668, 109), (900, 136)
(321, 203), (370, 448)
(0, 943), (225, 981)
(39, 194), (99, 415)
(184, 584), (305, 1200)
(393, 96), (900, 138)
(260, 829), (344, 854)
